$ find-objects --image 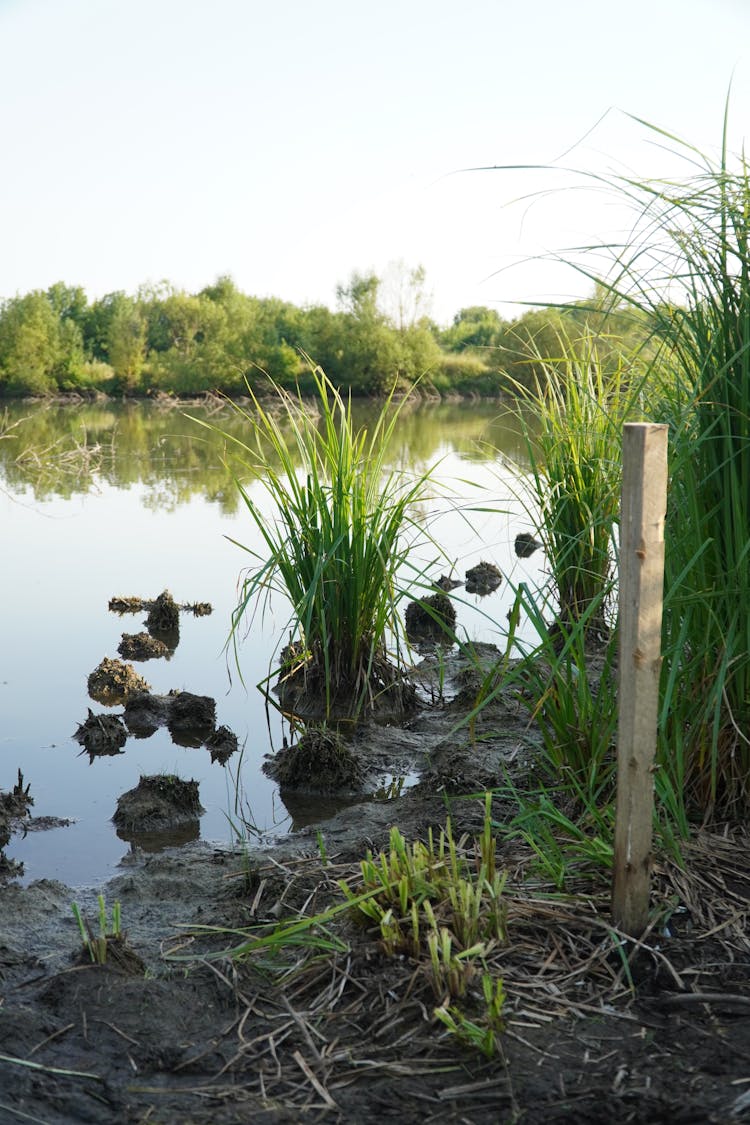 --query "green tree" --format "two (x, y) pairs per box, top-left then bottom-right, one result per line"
(0, 291), (63, 394)
(441, 306), (507, 351)
(331, 271), (402, 394)
(46, 283), (88, 327)
(105, 295), (147, 391)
